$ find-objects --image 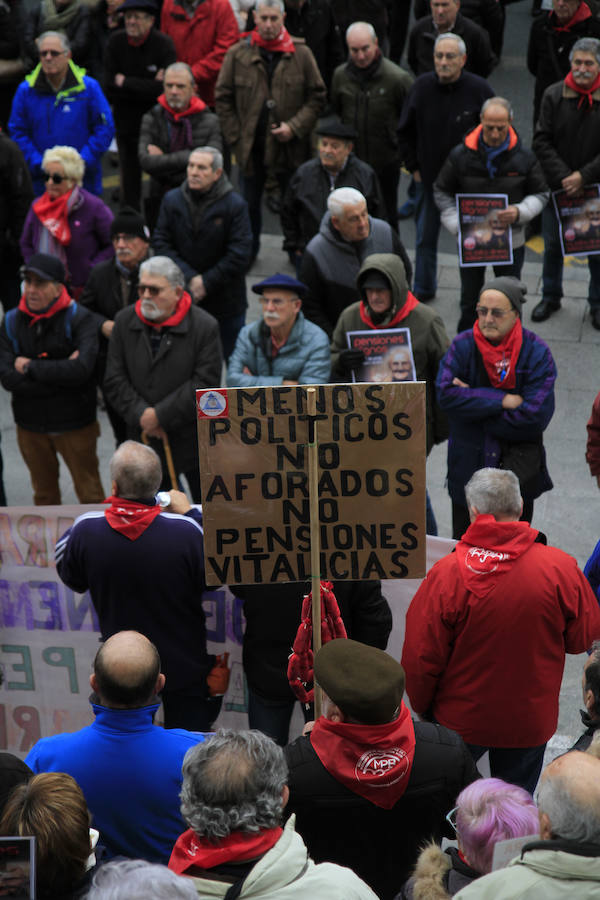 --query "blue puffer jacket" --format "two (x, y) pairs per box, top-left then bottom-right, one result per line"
(227, 312), (331, 386)
(436, 325), (556, 505)
(8, 61), (114, 196)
